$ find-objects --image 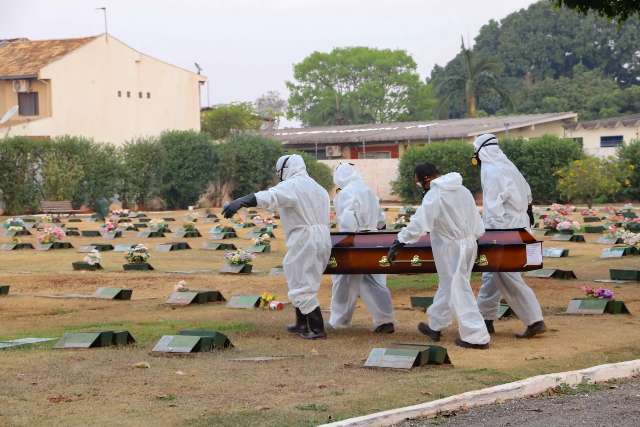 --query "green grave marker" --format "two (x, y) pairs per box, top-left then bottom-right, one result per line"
(525, 269), (577, 279)
(543, 248), (569, 258)
(152, 335), (203, 353)
(550, 234), (585, 242)
(1, 243), (34, 251)
(93, 287), (132, 300)
(163, 217), (176, 221)
(0, 337), (56, 350)
(81, 230), (101, 237)
(137, 231), (165, 238)
(99, 230), (122, 240)
(610, 269), (640, 281)
(269, 266), (284, 276)
(584, 225), (605, 233)
(54, 330), (135, 349)
(72, 261), (103, 271)
(202, 242), (237, 251)
(596, 236), (623, 245)
(226, 294), (261, 309)
(174, 229), (202, 238)
(566, 298), (631, 315)
(410, 296), (434, 312)
(601, 246), (637, 258)
(89, 243), (114, 251)
(178, 330), (232, 349)
(134, 223), (148, 228)
(220, 263), (253, 274)
(582, 216), (600, 223)
(246, 244), (270, 254)
(0, 285), (10, 295)
(497, 303), (514, 319)
(364, 344), (451, 369)
(166, 289), (225, 305)
(113, 244), (135, 252)
(123, 263), (154, 271)
(156, 242), (192, 252)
